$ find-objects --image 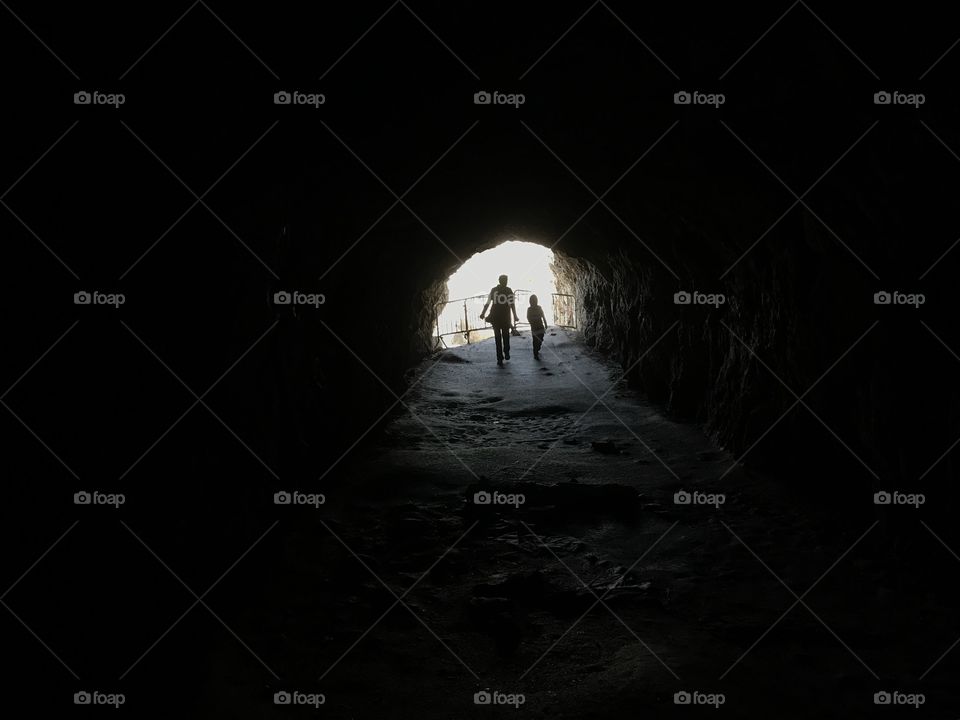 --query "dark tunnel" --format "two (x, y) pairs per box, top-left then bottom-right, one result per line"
(2, 2), (960, 717)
